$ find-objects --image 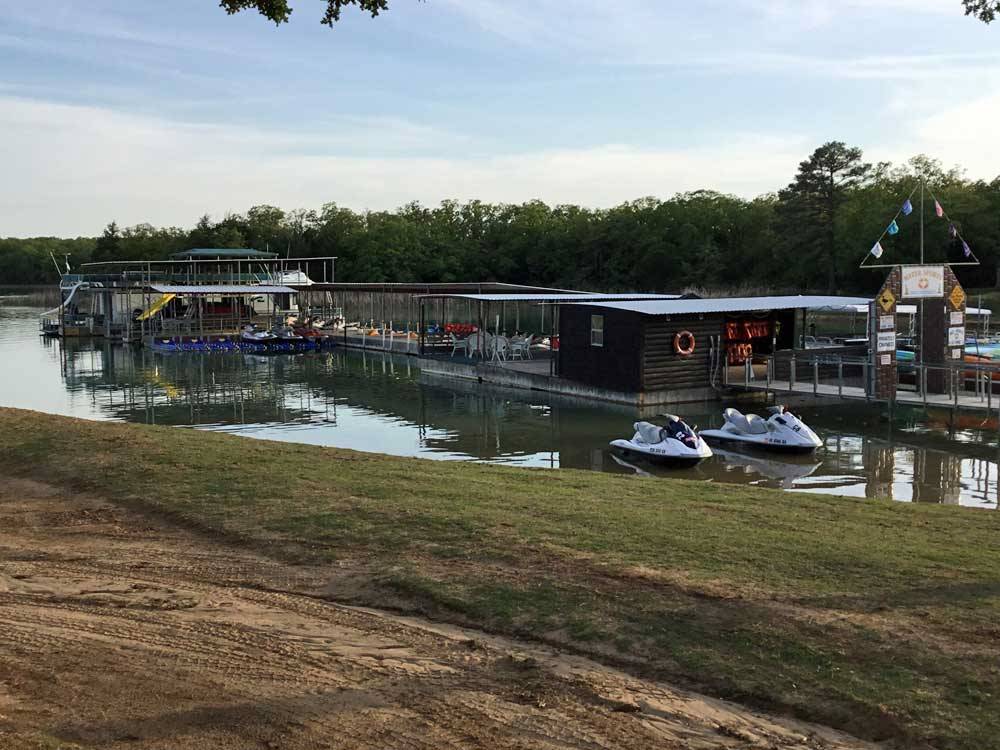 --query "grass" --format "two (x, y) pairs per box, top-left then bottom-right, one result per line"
(1, 407), (998, 748)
